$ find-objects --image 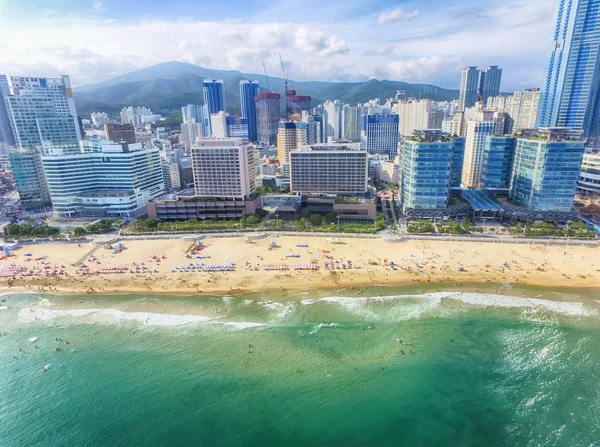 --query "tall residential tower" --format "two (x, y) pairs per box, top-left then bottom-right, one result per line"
(240, 80), (259, 142)
(538, 0), (600, 139)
